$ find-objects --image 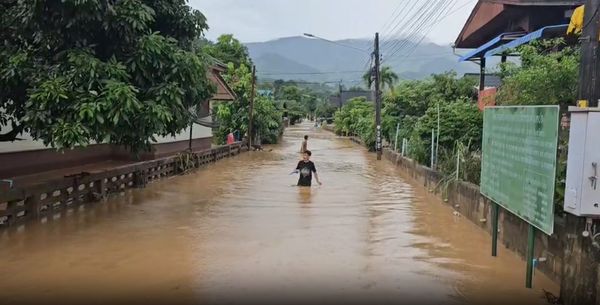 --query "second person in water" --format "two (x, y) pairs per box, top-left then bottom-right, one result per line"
(301, 135), (308, 153)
